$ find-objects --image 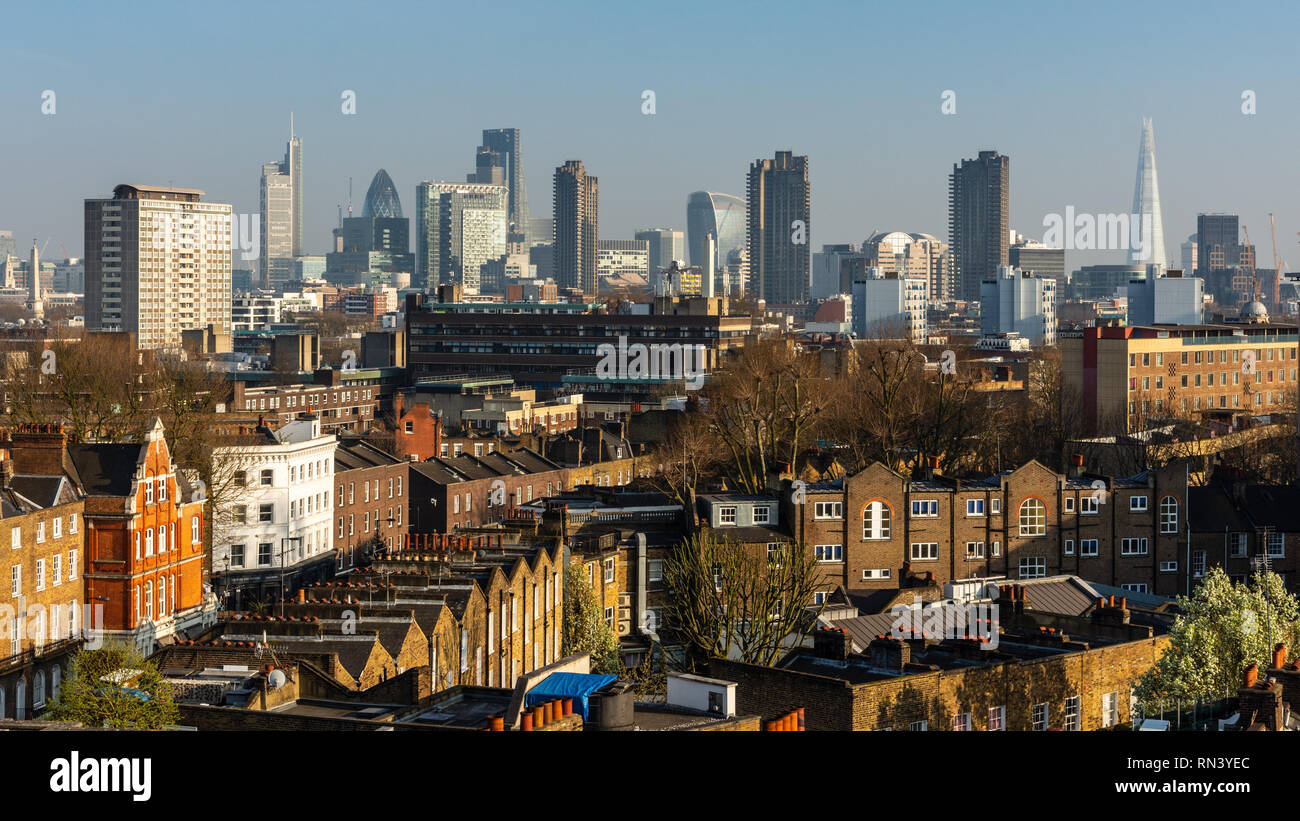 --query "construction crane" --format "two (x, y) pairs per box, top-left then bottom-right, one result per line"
(1269, 214), (1284, 313)
(1243, 224), (1258, 303)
